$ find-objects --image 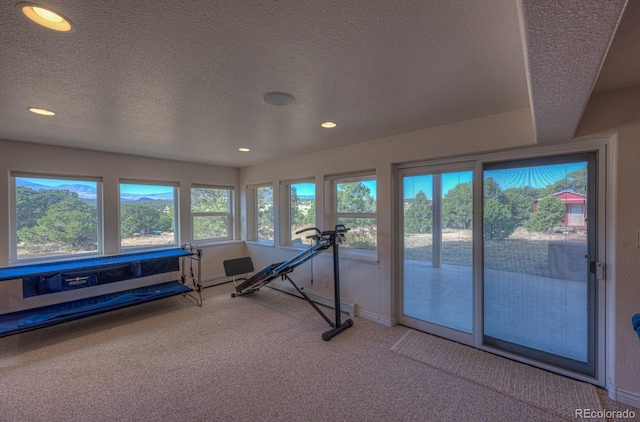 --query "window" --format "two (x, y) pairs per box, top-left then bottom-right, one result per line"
(256, 185), (274, 243)
(11, 174), (102, 262)
(285, 181), (316, 246)
(328, 172), (377, 251)
(191, 185), (233, 242)
(569, 203), (583, 215)
(120, 181), (178, 249)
